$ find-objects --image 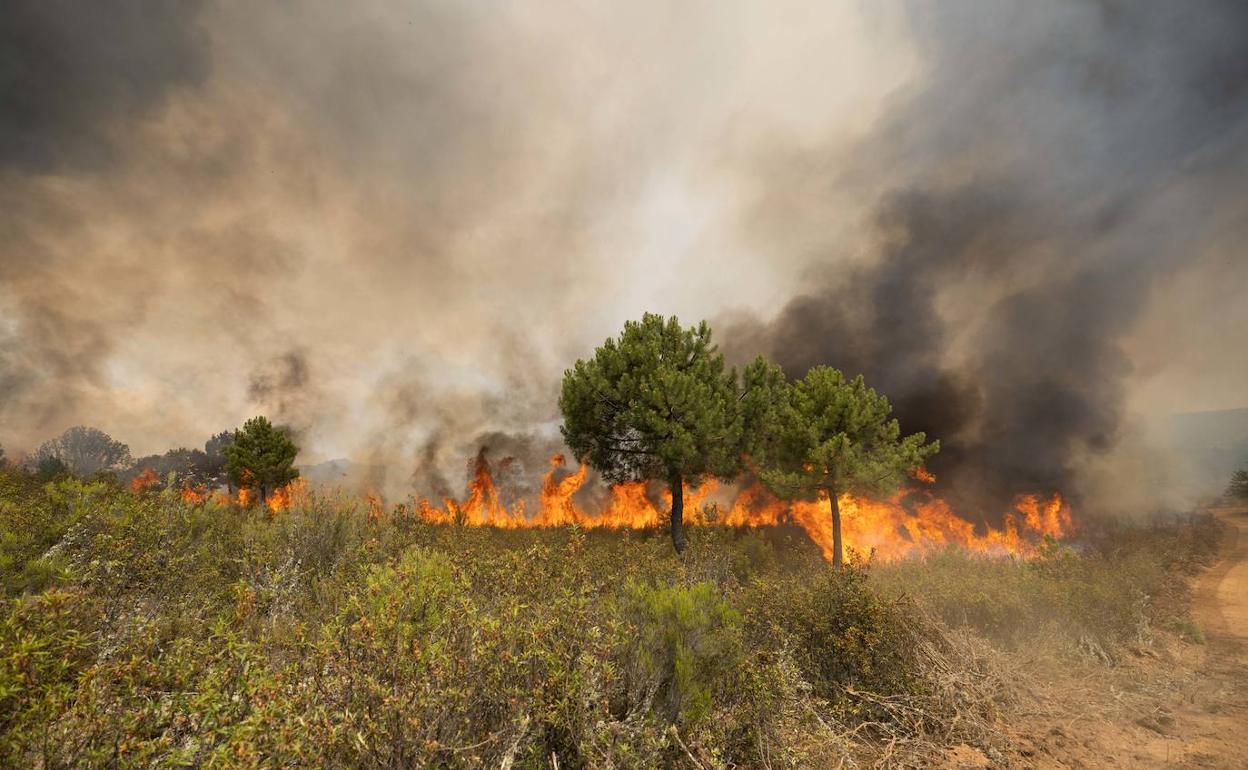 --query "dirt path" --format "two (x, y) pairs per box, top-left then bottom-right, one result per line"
(1171, 506), (1248, 768)
(1082, 508), (1248, 769)
(1197, 507), (1248, 649)
(981, 509), (1248, 769)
